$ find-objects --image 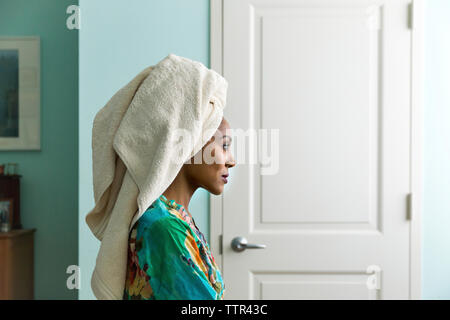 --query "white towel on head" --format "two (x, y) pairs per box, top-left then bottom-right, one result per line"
(85, 53), (228, 300)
